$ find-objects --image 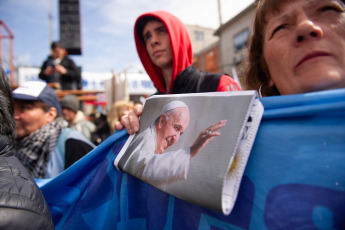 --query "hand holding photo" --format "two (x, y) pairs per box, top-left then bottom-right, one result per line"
(114, 91), (263, 215)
